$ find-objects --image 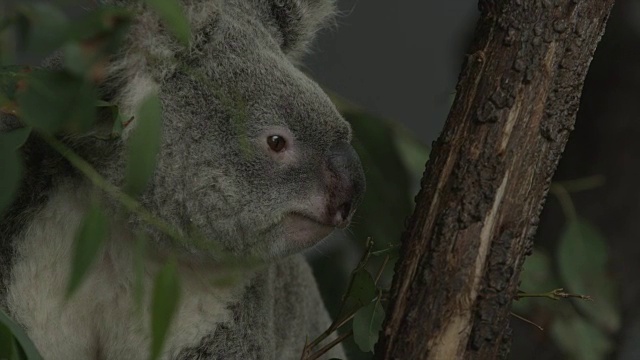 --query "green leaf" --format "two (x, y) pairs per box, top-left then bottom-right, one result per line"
(125, 92), (163, 196)
(334, 268), (376, 322)
(144, 0), (191, 46)
(150, 260), (181, 360)
(343, 110), (416, 252)
(0, 66), (28, 104)
(65, 7), (132, 53)
(394, 125), (429, 200)
(62, 42), (93, 77)
(62, 7), (133, 79)
(0, 127), (32, 150)
(352, 299), (385, 353)
(347, 269), (377, 306)
(0, 127), (31, 215)
(0, 309), (43, 360)
(557, 219), (620, 332)
(0, 147), (23, 215)
(92, 100), (128, 139)
(67, 204), (108, 297)
(18, 70), (98, 134)
(0, 321), (20, 360)
(551, 315), (612, 360)
(16, 3), (69, 55)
